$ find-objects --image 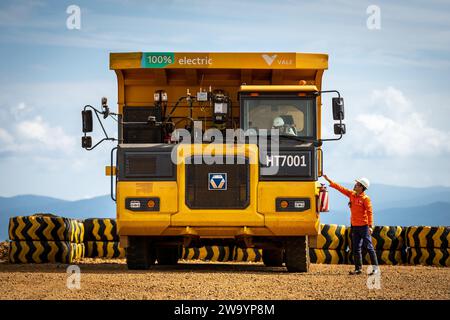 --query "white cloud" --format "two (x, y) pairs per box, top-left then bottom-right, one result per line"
(0, 127), (14, 145)
(0, 116), (76, 156)
(17, 116), (75, 153)
(9, 102), (34, 121)
(351, 87), (450, 157)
